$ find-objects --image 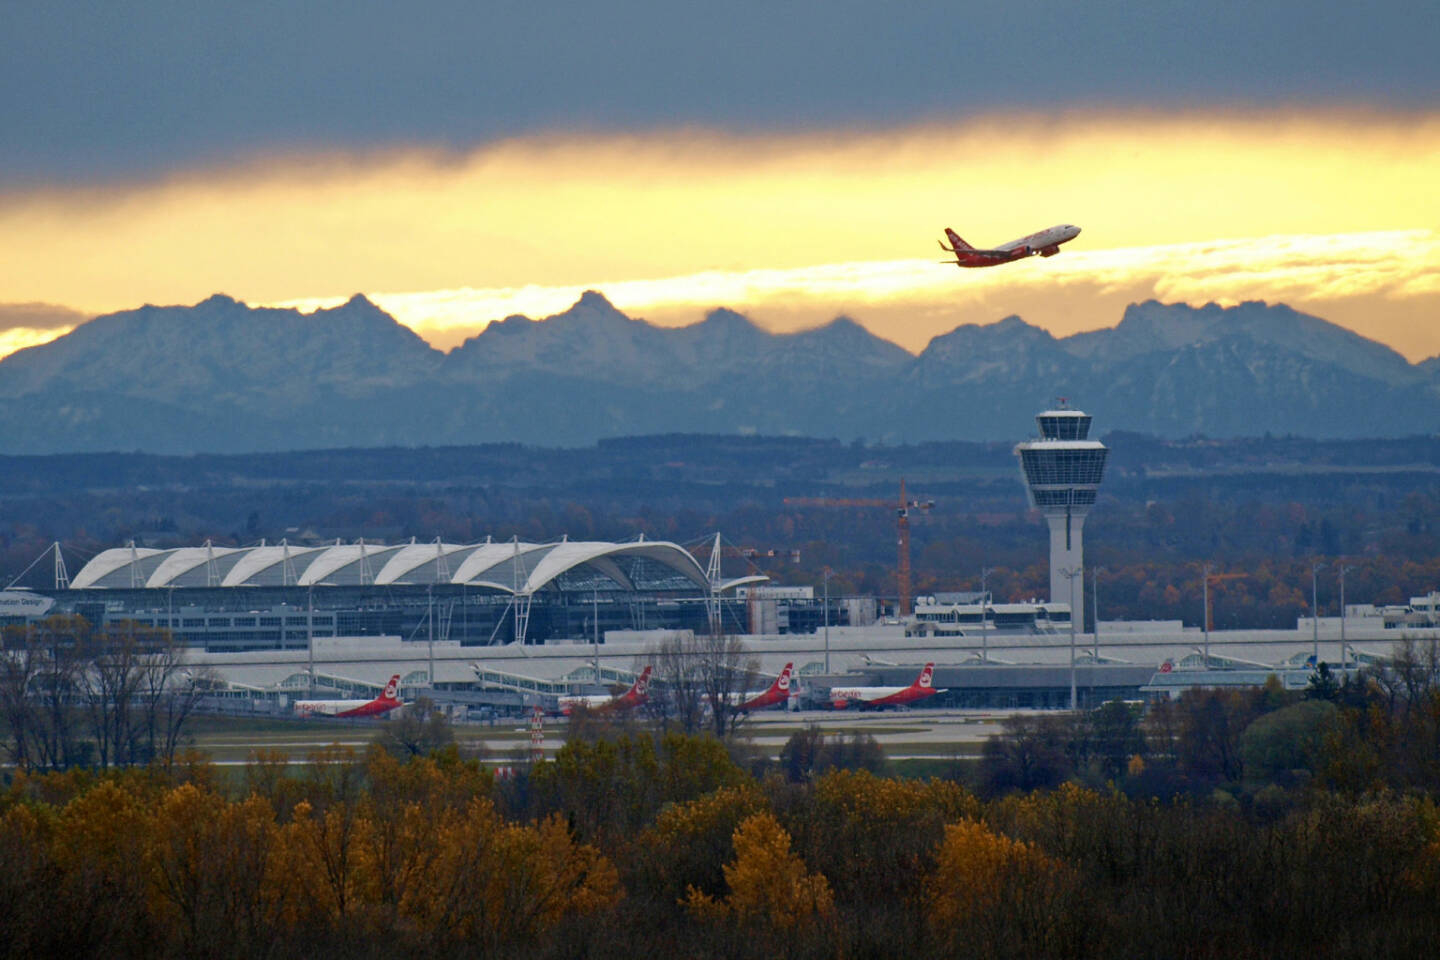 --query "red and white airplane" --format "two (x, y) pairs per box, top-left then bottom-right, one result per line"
(294, 674), (405, 718)
(720, 662), (795, 713)
(558, 666), (652, 716)
(828, 663), (943, 709)
(940, 224), (1080, 268)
